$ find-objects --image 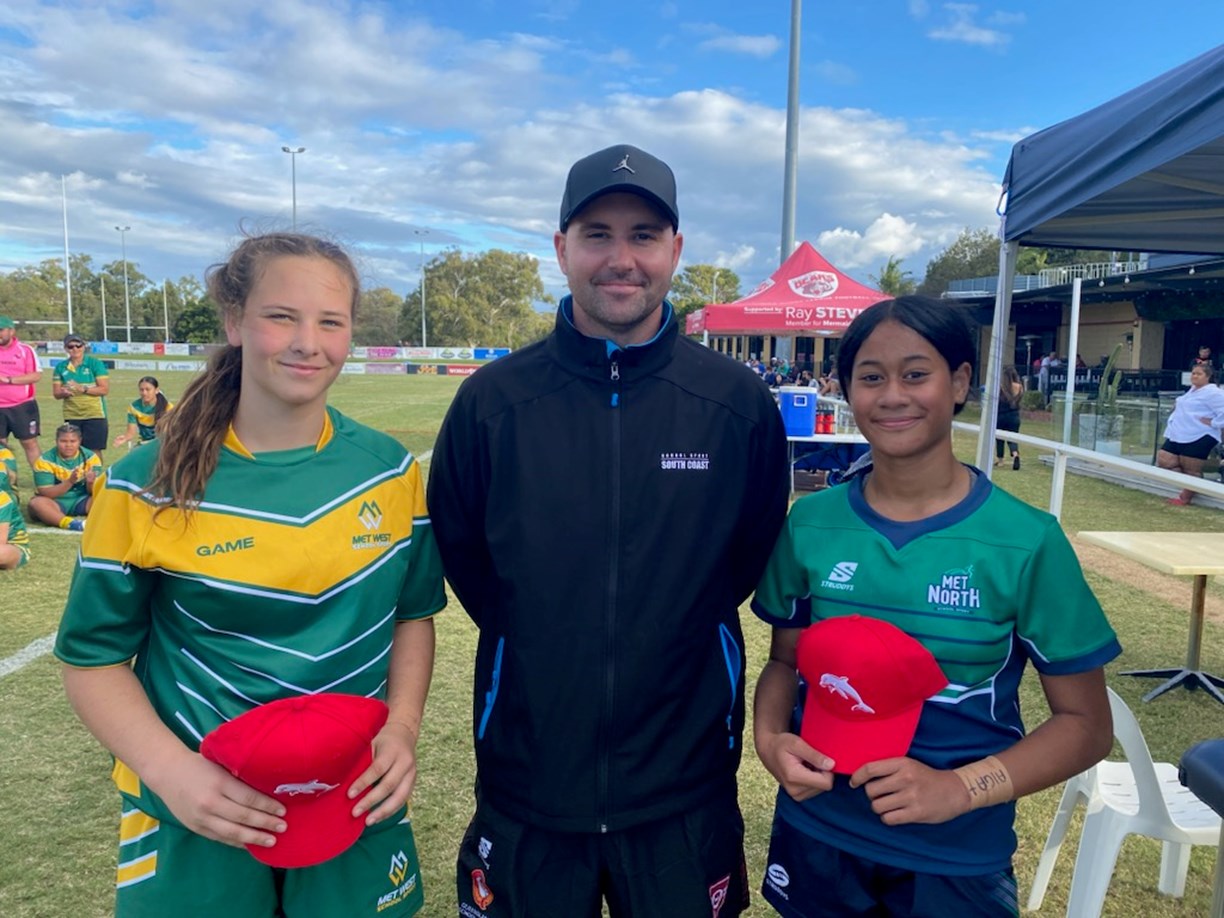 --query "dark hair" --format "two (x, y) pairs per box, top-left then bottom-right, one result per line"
(837, 295), (977, 415)
(148, 233), (359, 511)
(55, 423), (81, 438)
(138, 375), (171, 423)
(1000, 366), (1023, 408)
(1193, 362), (1216, 383)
